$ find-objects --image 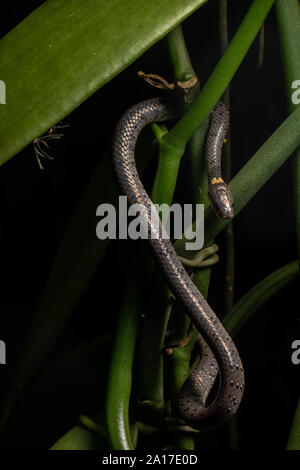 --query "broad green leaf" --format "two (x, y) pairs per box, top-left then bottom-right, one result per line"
(0, 0), (207, 166)
(2, 336), (111, 449)
(50, 425), (106, 451)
